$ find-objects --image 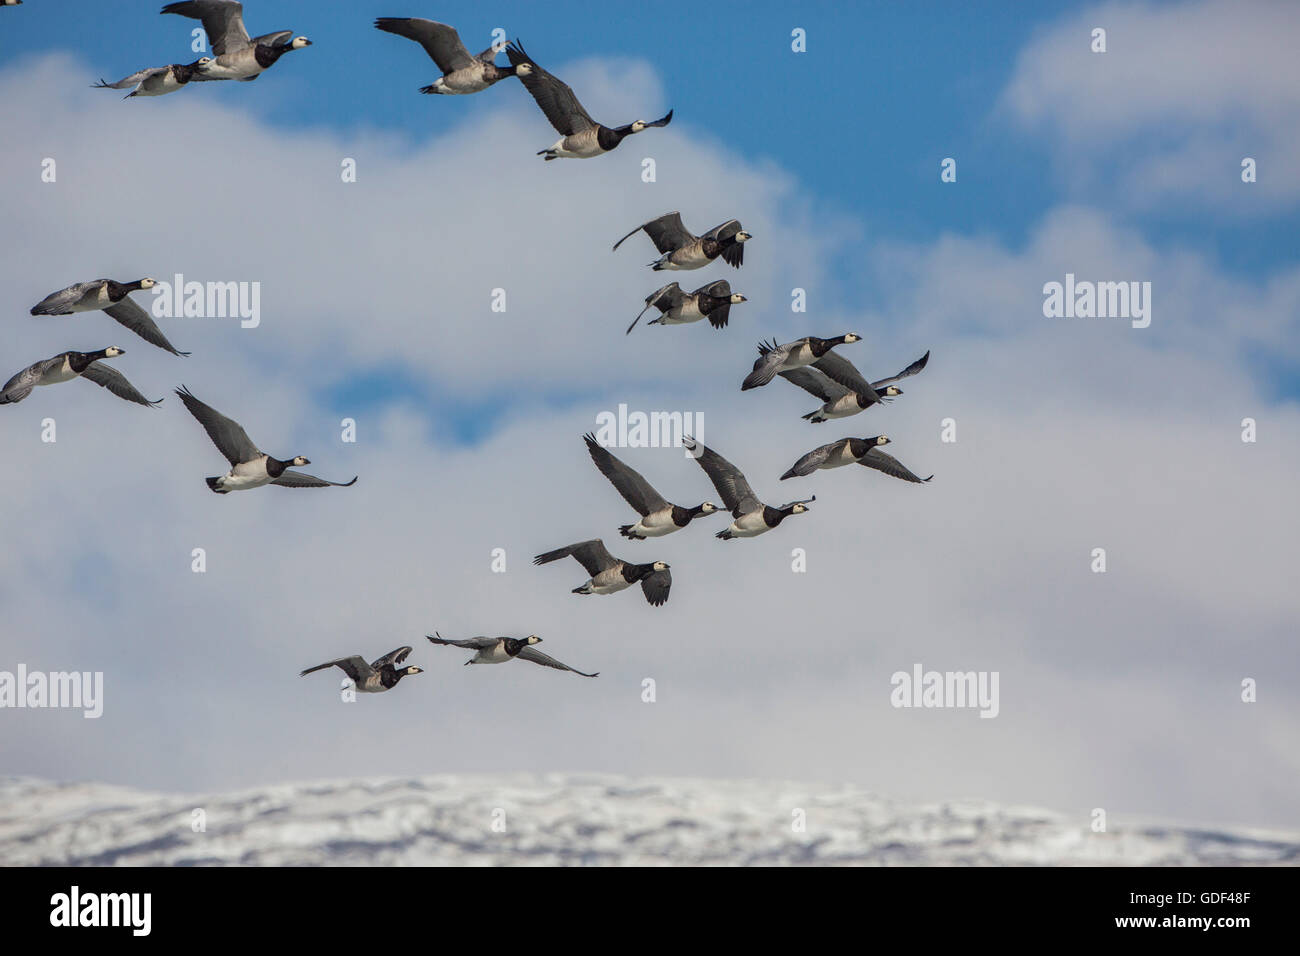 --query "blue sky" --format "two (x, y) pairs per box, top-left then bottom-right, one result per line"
(7, 0), (1294, 412)
(1, 1), (1298, 829)
(5, 0), (1294, 270)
